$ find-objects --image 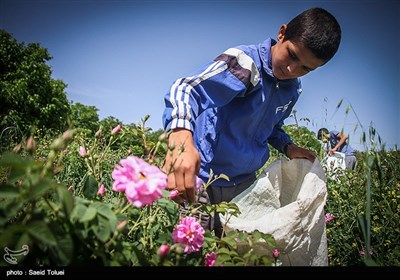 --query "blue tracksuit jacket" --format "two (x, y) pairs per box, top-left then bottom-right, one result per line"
(162, 38), (301, 187)
(329, 130), (355, 156)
